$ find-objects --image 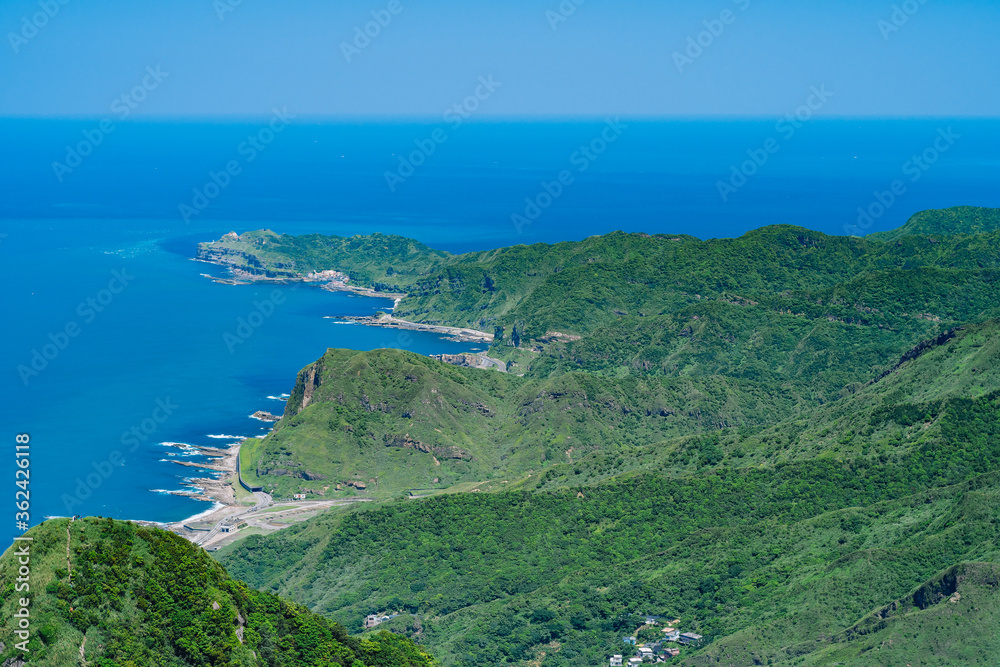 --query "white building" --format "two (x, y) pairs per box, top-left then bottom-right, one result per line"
(610, 655), (623, 667)
(679, 632), (703, 646)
